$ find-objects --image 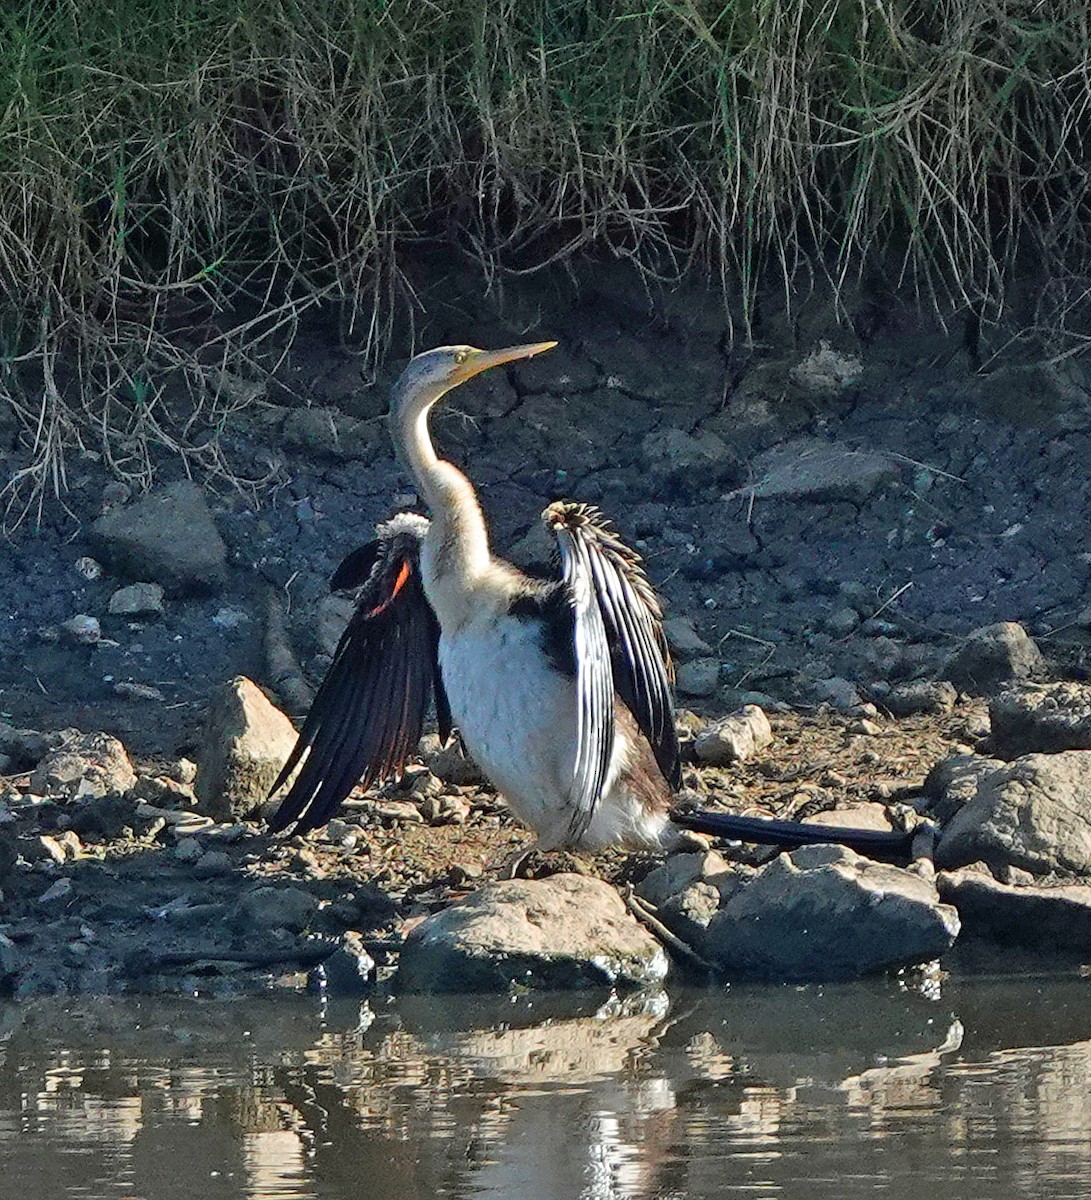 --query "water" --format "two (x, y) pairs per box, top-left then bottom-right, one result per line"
(1, 969), (1090, 1200)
